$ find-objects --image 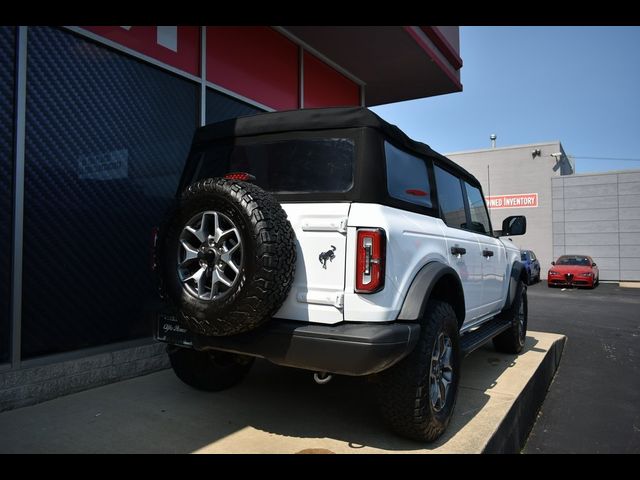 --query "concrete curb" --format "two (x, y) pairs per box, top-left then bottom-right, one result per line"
(483, 335), (566, 453)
